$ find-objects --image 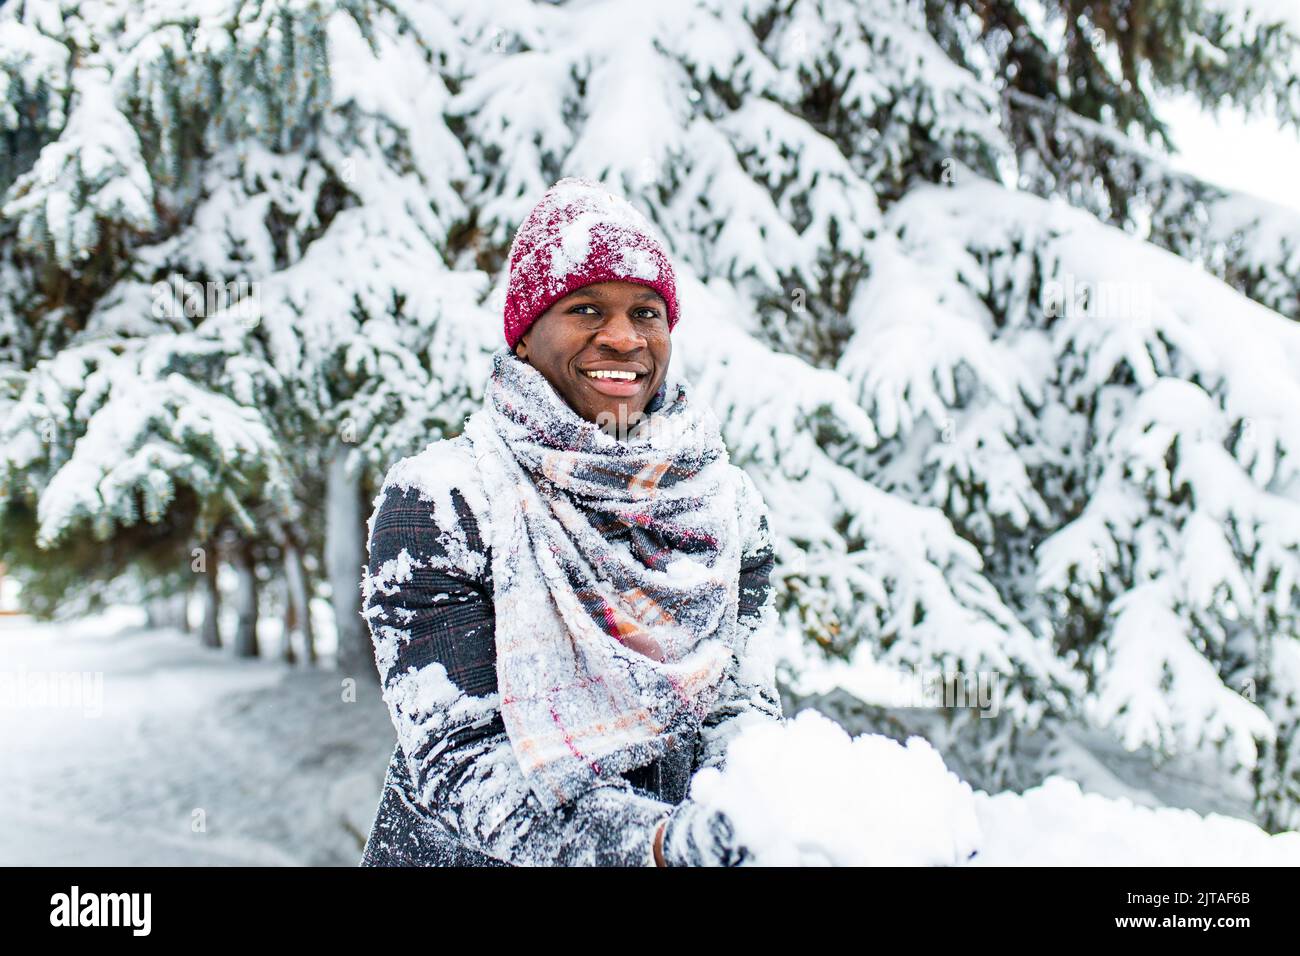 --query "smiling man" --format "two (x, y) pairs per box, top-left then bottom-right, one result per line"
(512, 280), (671, 438)
(499, 177), (684, 440)
(359, 177), (785, 868)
